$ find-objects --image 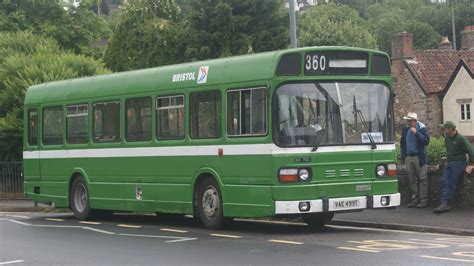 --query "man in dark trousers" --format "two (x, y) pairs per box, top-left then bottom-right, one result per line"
(400, 112), (430, 208)
(434, 121), (474, 213)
